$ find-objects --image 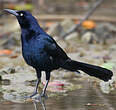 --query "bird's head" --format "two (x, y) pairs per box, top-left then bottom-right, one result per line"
(4, 9), (39, 29)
